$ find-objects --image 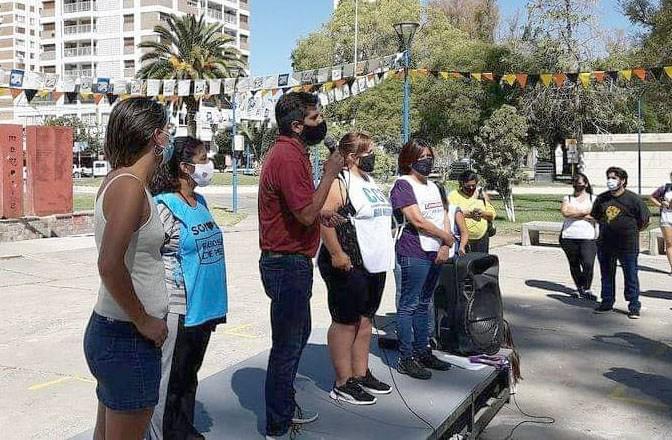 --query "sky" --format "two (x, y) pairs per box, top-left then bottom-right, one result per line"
(248, 0), (635, 76)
